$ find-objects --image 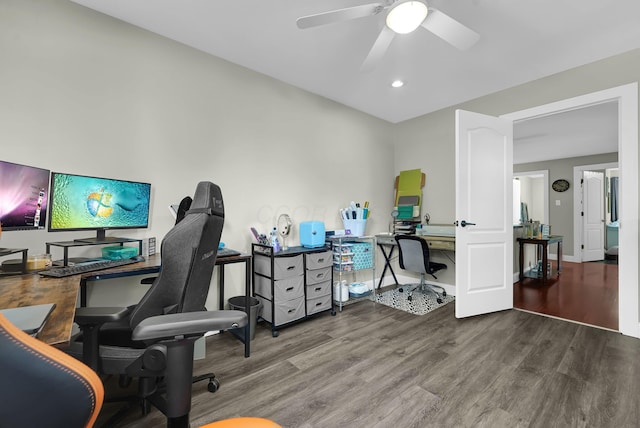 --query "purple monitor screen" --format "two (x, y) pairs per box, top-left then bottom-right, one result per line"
(0, 160), (50, 231)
